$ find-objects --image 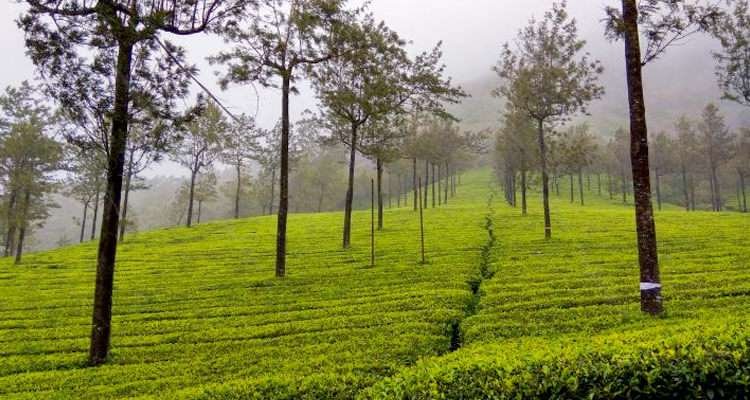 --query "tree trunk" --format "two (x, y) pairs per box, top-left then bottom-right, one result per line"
(269, 167), (276, 215)
(387, 169), (392, 209)
(276, 73), (291, 278)
(598, 173), (602, 196)
(186, 169), (197, 228)
(342, 123), (358, 249)
(444, 161), (449, 204)
(712, 166), (722, 211)
(622, 172), (628, 204)
(521, 167), (527, 215)
(437, 163), (441, 206)
(740, 171), (747, 212)
(655, 168), (662, 211)
(681, 165), (689, 211)
(570, 174), (575, 203)
(370, 178), (375, 267)
(197, 200), (202, 224)
(689, 174), (696, 210)
(89, 40), (134, 365)
(537, 119), (552, 239)
(4, 190), (17, 257)
(397, 174), (402, 208)
(578, 170), (584, 206)
(412, 158), (417, 211)
(234, 163), (241, 219)
(431, 163), (436, 208)
(622, 0), (663, 315)
(119, 154), (133, 242)
(376, 158), (384, 230)
(80, 202), (89, 243)
(91, 182), (100, 241)
(424, 160), (429, 209)
(14, 190), (31, 264)
(418, 177), (425, 264)
(608, 173), (613, 200)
